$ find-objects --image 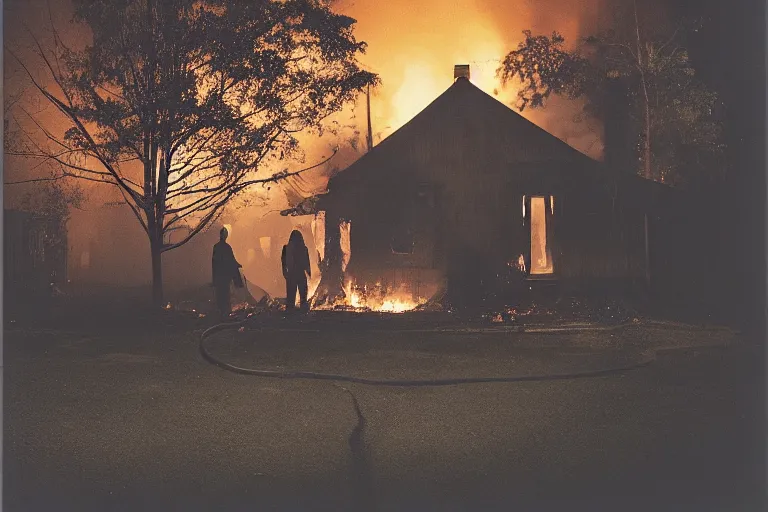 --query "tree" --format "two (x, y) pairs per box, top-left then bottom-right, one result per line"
(497, 4), (724, 185)
(7, 0), (378, 306)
